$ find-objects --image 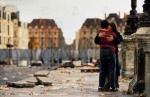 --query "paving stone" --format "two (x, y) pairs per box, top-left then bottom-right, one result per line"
(34, 70), (50, 77)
